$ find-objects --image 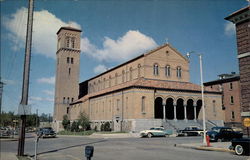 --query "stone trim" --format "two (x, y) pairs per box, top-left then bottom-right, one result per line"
(237, 52), (250, 59)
